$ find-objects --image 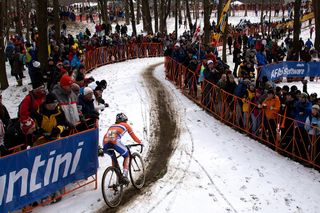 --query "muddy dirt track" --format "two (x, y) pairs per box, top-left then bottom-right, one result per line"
(97, 62), (181, 212)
